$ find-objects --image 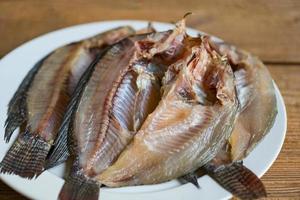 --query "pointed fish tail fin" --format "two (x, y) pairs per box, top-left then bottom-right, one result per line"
(205, 162), (267, 199)
(4, 113), (25, 143)
(59, 167), (100, 200)
(45, 86), (80, 169)
(0, 130), (51, 178)
(4, 57), (47, 142)
(180, 172), (200, 188)
(45, 132), (69, 169)
(45, 109), (72, 169)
